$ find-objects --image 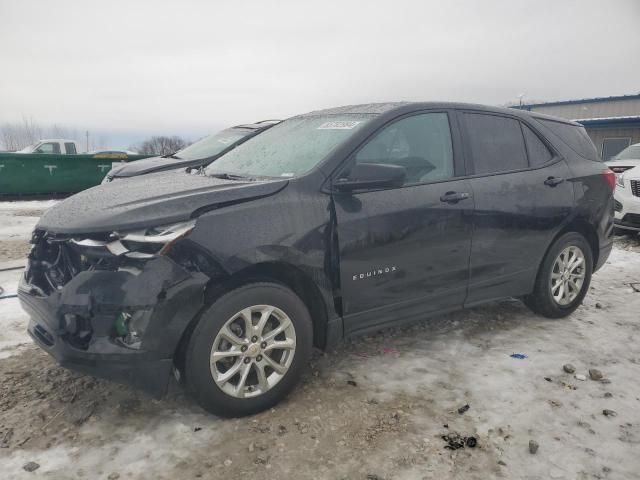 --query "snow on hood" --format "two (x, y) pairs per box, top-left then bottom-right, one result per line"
(37, 171), (288, 234)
